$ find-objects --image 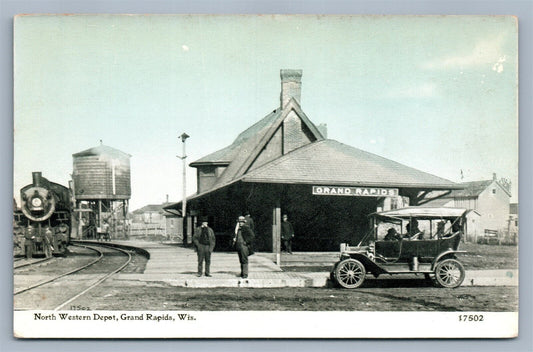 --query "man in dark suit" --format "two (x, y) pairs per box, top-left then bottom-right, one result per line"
(244, 211), (255, 232)
(281, 214), (295, 254)
(192, 217), (216, 277)
(233, 216), (255, 278)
